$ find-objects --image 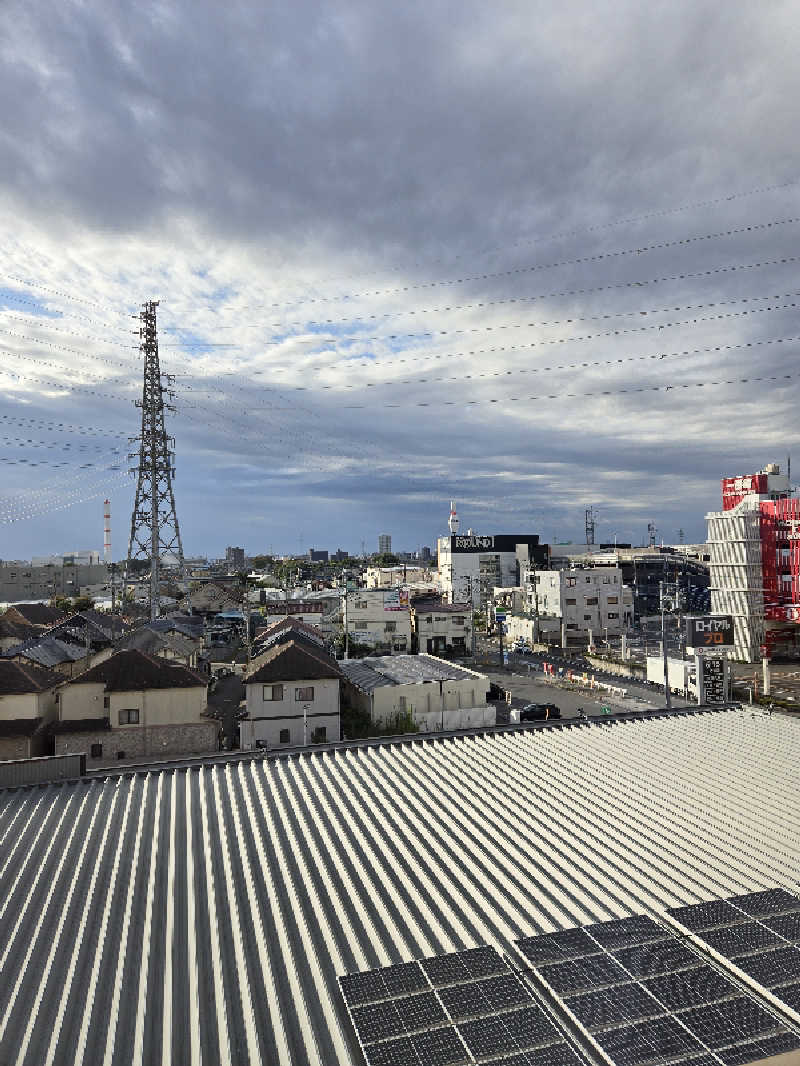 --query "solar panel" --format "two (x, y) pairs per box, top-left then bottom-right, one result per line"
(411, 1025), (469, 1066)
(544, 928), (600, 959)
(420, 953), (473, 988)
(587, 915), (666, 951)
(488, 1043), (589, 1066)
(677, 996), (784, 1050)
(350, 990), (448, 1045)
(363, 1034), (418, 1066)
(564, 983), (663, 1030)
(340, 961), (429, 1006)
(437, 973), (533, 1022)
(666, 899), (745, 932)
(458, 1004), (560, 1058)
(538, 954), (630, 995)
(612, 940), (699, 978)
(699, 920), (783, 958)
(727, 887), (800, 918)
(459, 944), (510, 979)
(643, 965), (740, 1012)
(731, 945), (800, 987)
(594, 1015), (703, 1066)
(715, 1031), (800, 1066)
(762, 910), (800, 941)
(774, 980), (800, 1012)
(350, 1001), (407, 1045)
